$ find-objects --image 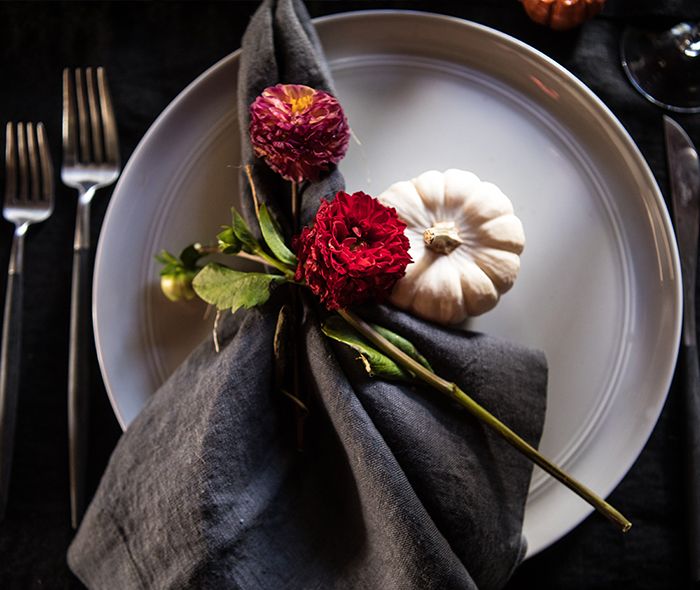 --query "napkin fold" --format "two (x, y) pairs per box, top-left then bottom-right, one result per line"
(68, 1), (548, 588)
